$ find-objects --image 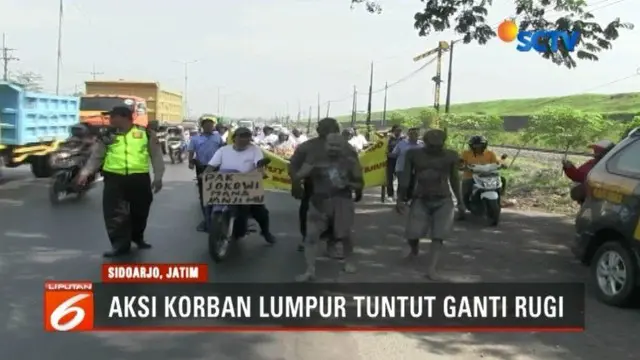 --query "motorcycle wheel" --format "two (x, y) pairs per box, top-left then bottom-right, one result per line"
(48, 174), (67, 205)
(484, 198), (501, 226)
(208, 211), (232, 262)
(169, 152), (175, 164)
